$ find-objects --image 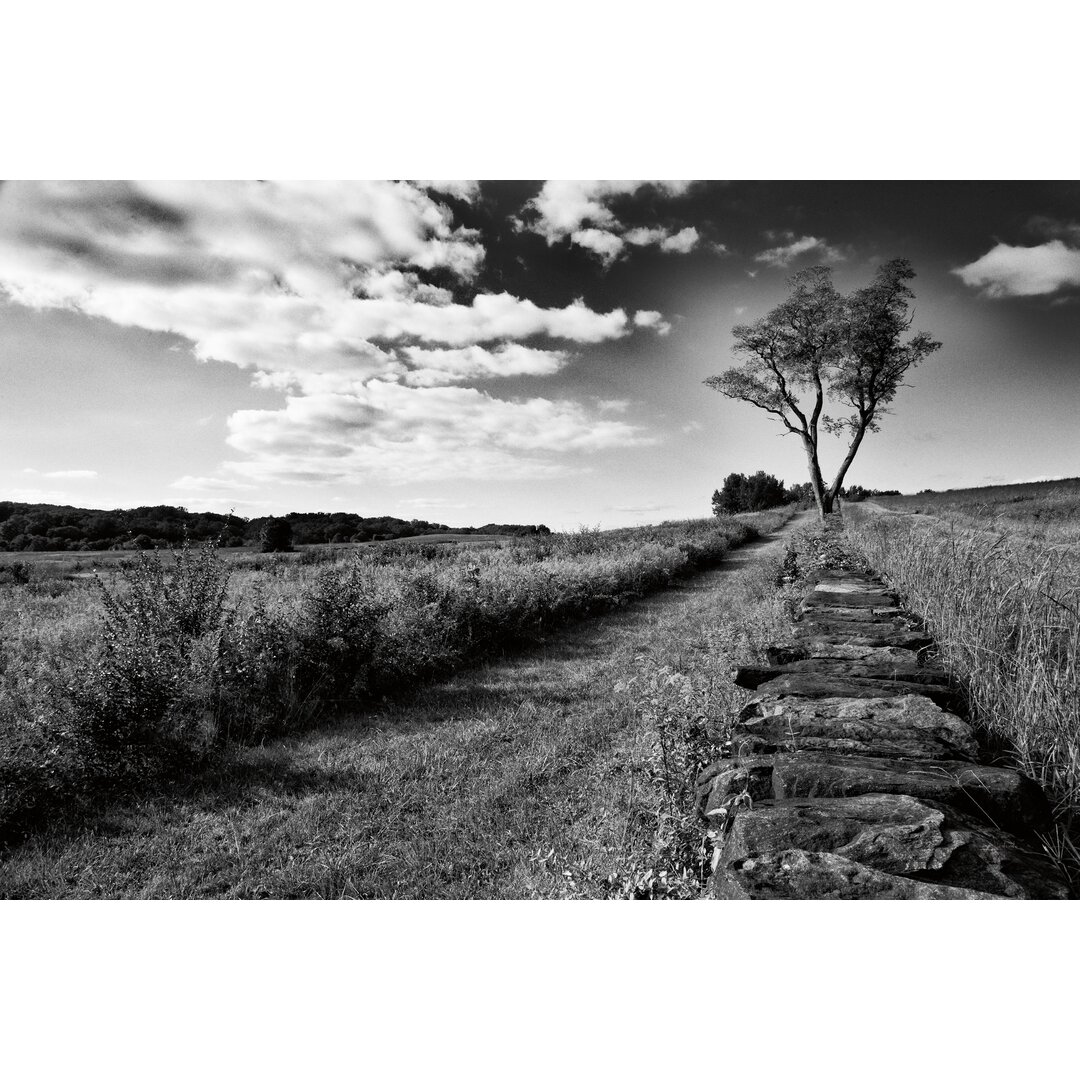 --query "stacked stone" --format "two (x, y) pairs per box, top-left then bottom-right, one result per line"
(698, 568), (1070, 899)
